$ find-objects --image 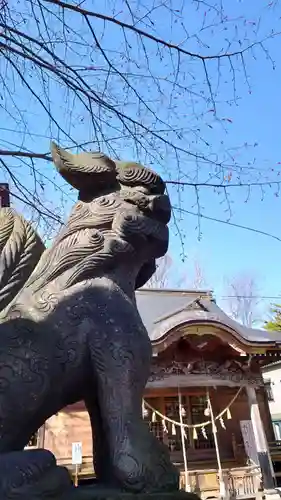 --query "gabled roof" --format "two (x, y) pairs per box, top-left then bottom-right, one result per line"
(135, 288), (281, 349)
